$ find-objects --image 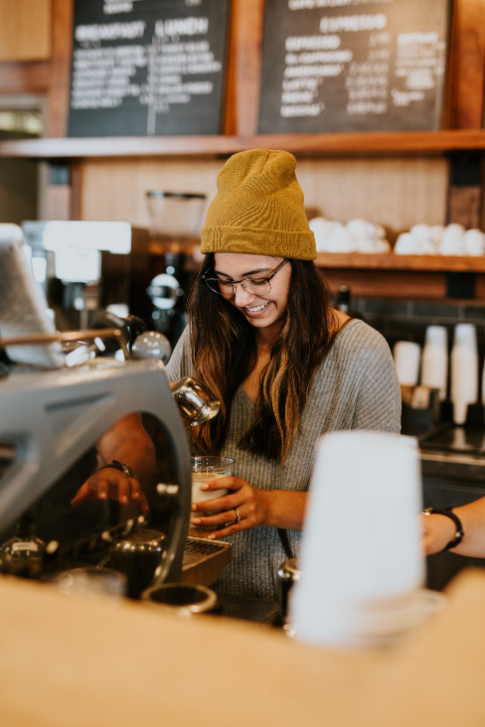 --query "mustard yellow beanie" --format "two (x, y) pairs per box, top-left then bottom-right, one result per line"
(201, 148), (316, 260)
